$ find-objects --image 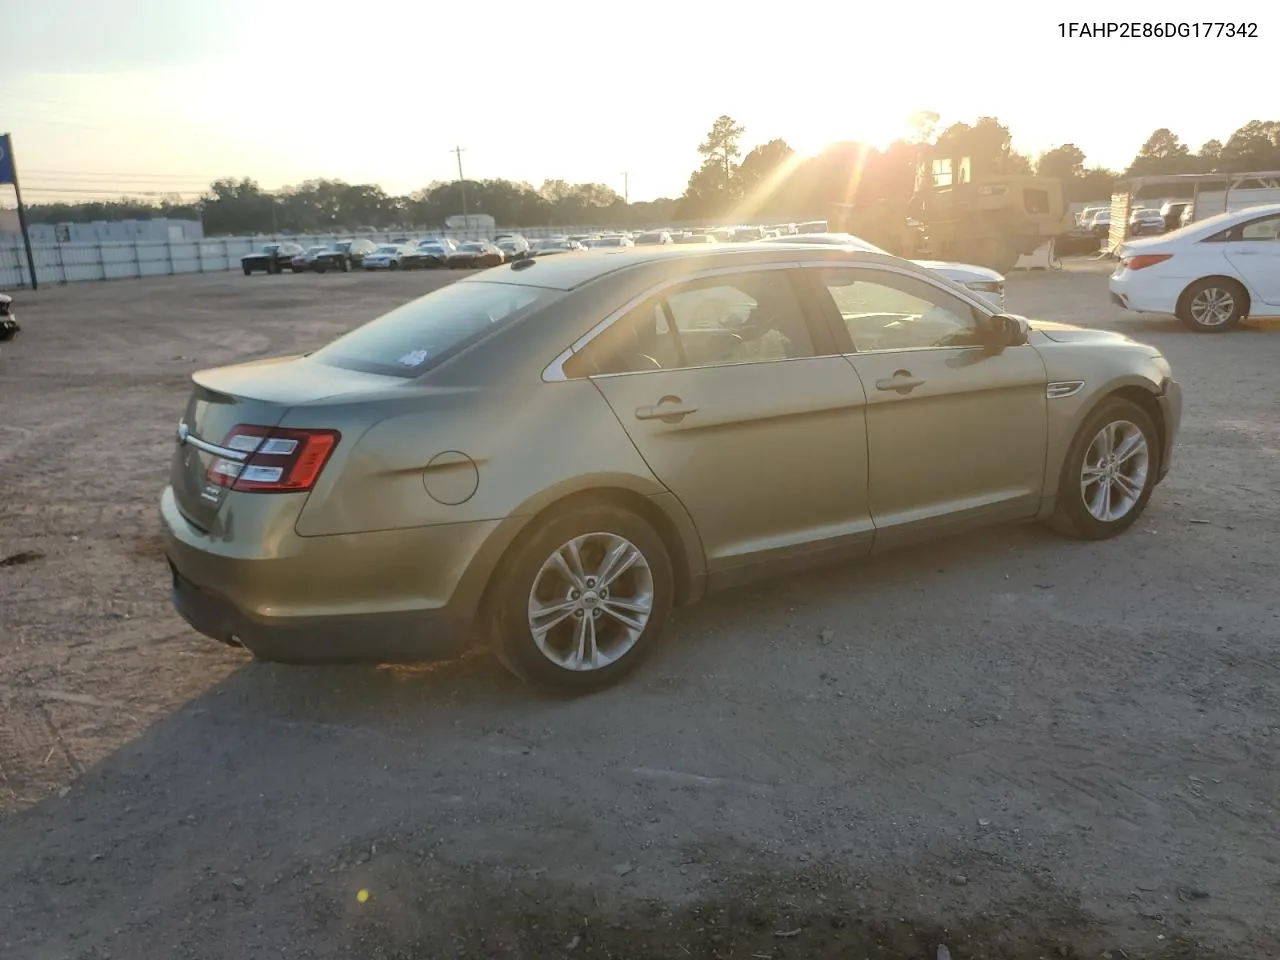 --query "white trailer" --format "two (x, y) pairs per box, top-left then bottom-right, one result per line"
(1106, 170), (1280, 253)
